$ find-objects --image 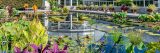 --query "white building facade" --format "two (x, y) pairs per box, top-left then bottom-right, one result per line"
(56, 0), (160, 7)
